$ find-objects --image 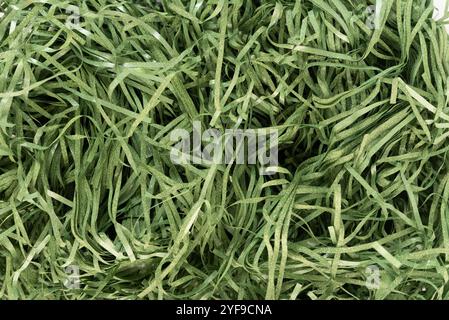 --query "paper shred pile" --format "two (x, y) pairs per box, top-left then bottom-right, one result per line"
(1, 0), (449, 299)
